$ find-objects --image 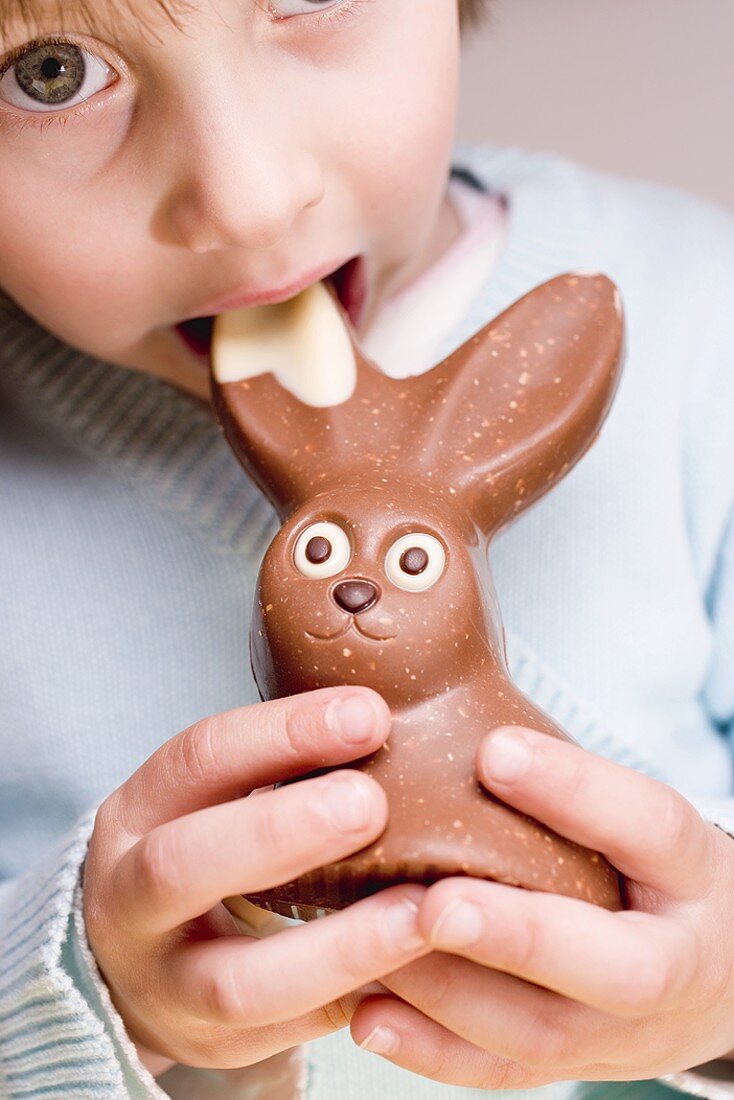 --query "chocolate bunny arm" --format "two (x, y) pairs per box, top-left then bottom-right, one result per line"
(211, 273), (624, 538)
